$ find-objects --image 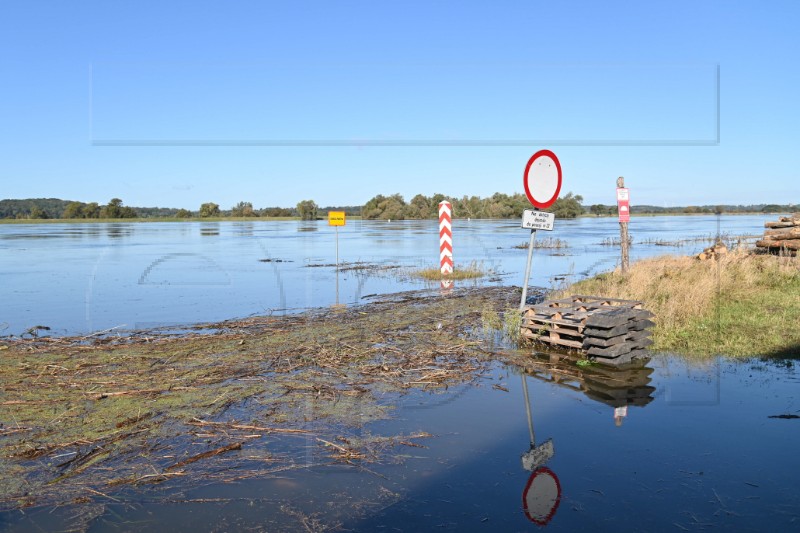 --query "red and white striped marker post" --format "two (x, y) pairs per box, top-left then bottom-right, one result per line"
(439, 201), (453, 276)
